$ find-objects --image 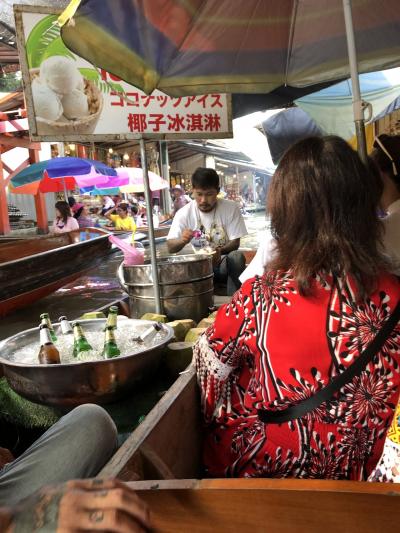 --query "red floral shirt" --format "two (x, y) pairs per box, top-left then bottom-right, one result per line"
(194, 271), (400, 479)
